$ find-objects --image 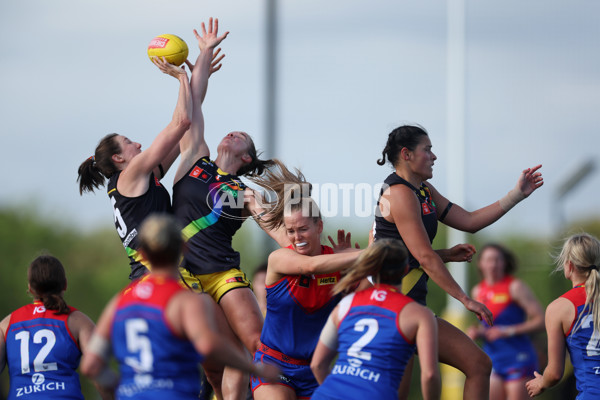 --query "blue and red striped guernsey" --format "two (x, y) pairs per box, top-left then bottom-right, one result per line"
(5, 302), (83, 399)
